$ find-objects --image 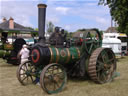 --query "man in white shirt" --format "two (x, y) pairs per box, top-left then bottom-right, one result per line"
(19, 44), (30, 64)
